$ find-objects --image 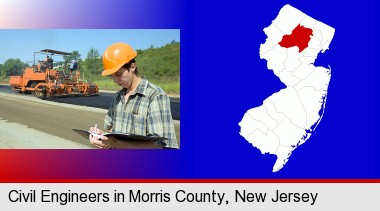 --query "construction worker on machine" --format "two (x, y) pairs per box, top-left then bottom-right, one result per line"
(69, 58), (79, 80)
(69, 58), (78, 71)
(39, 60), (47, 72)
(44, 55), (53, 69)
(88, 42), (178, 149)
(37, 62), (42, 72)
